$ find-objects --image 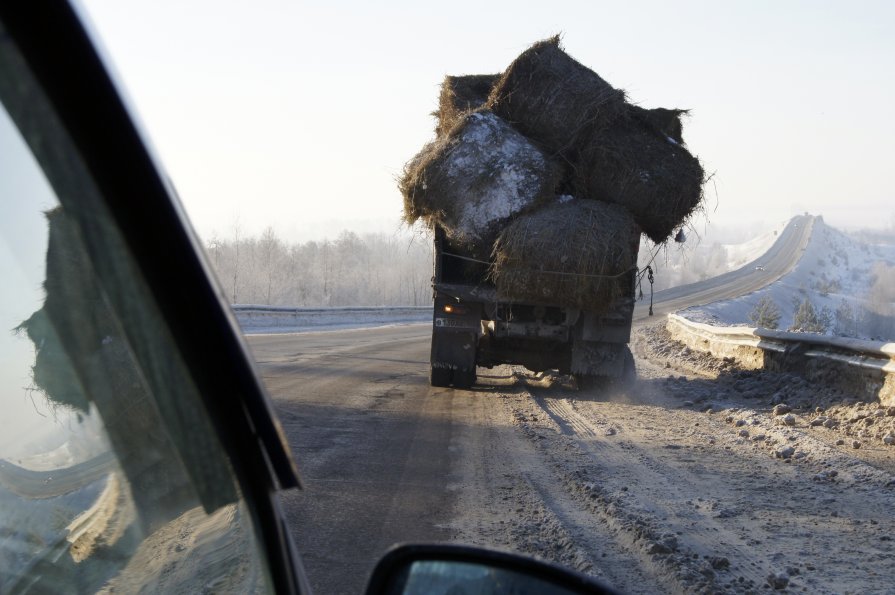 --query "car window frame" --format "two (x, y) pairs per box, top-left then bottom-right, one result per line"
(0, 4), (306, 593)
